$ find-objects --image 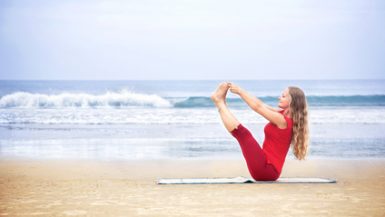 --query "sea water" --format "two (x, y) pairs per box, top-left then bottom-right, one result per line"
(0, 80), (384, 160)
